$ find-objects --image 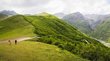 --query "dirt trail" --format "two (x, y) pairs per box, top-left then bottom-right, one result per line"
(0, 37), (36, 44)
(1, 36), (109, 47)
